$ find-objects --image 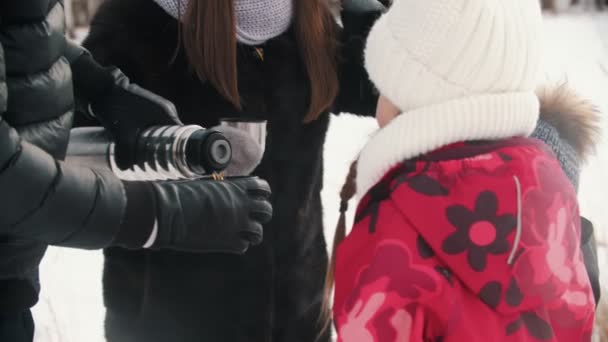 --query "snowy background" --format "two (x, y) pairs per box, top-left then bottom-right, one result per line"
(33, 7), (608, 342)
